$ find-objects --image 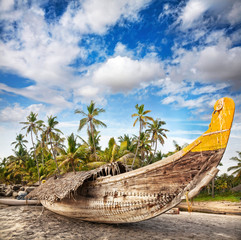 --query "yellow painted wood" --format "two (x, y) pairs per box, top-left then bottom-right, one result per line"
(183, 97), (235, 153)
